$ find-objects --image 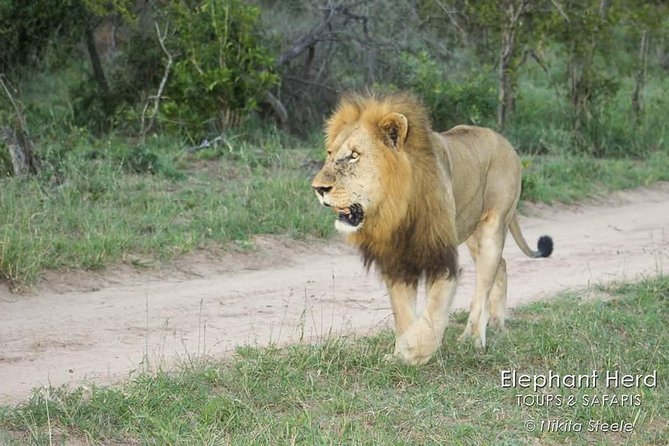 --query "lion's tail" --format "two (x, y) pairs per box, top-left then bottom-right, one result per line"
(509, 214), (553, 258)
